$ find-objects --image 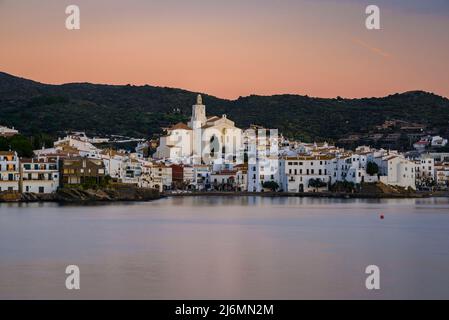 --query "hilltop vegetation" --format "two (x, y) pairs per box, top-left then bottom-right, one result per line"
(1, 72), (448, 145)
